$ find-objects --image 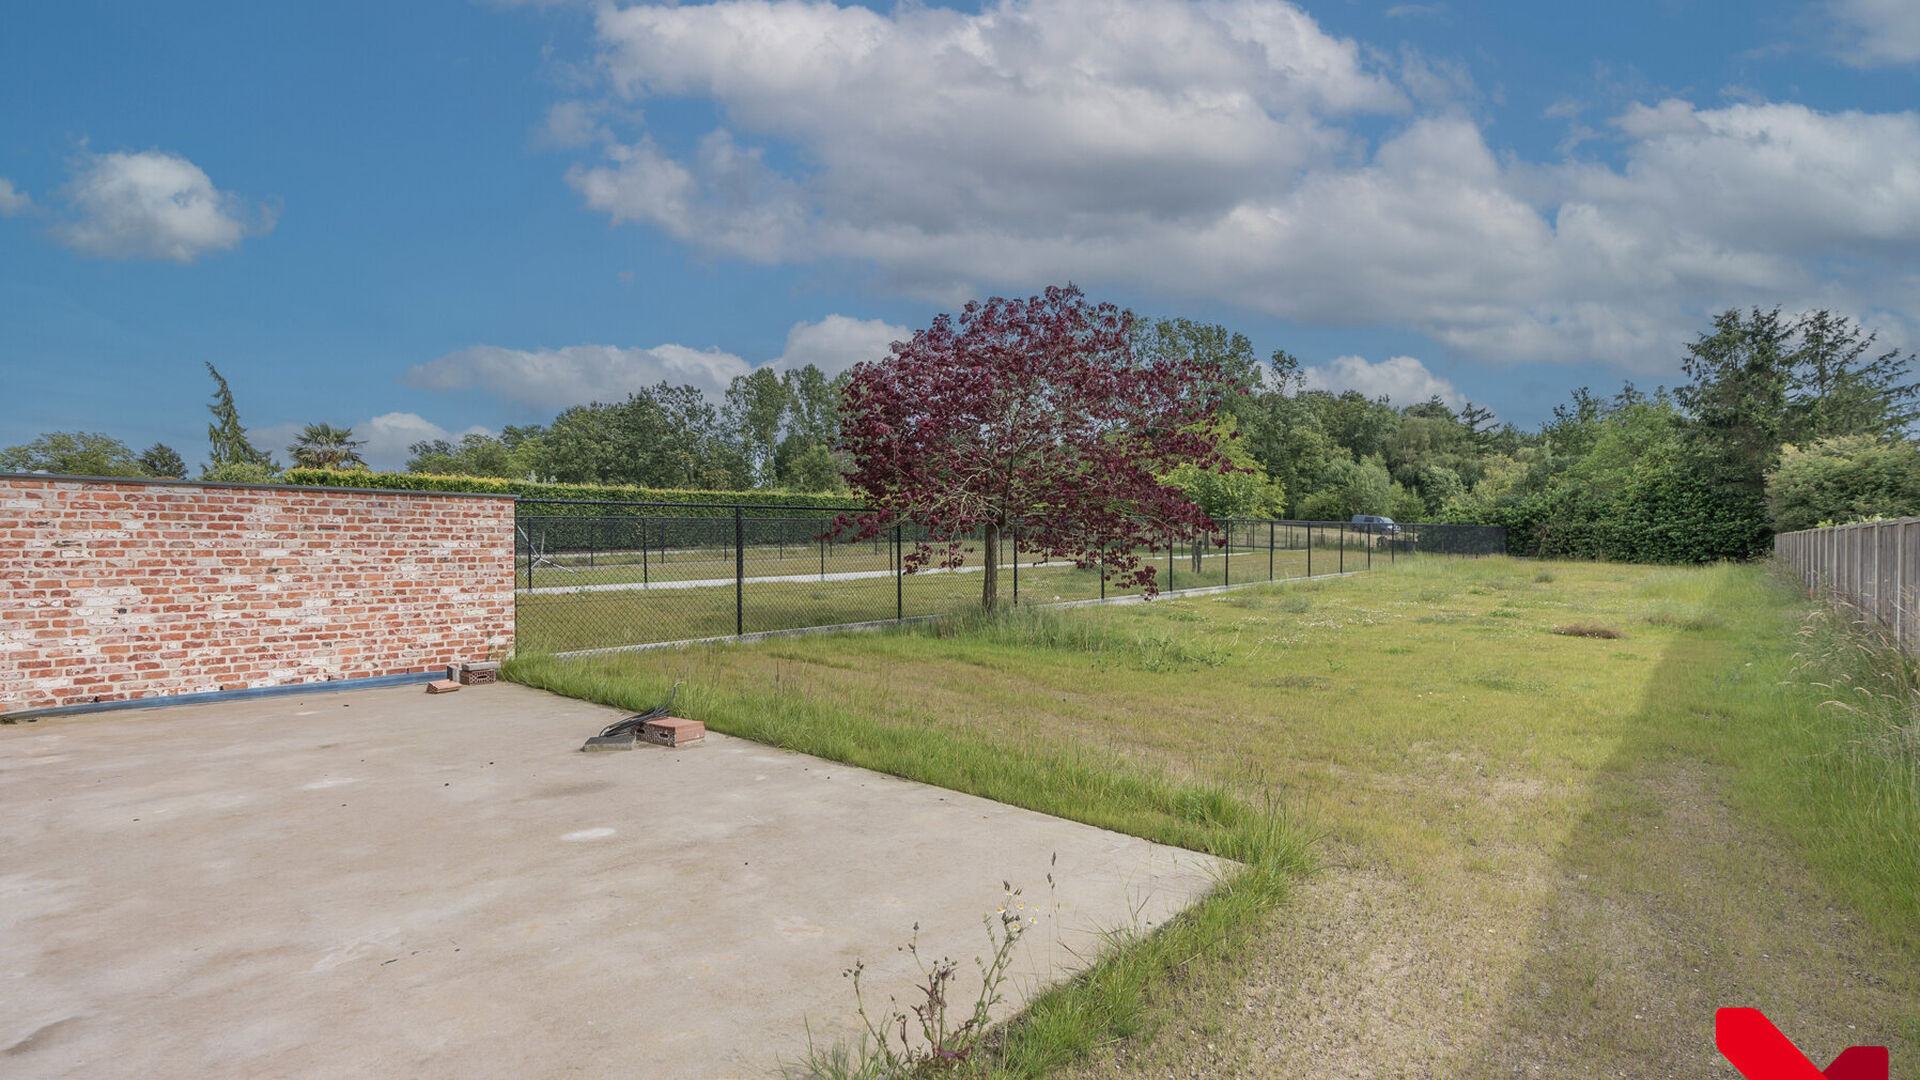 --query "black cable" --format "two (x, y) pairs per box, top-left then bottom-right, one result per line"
(596, 682), (681, 738)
